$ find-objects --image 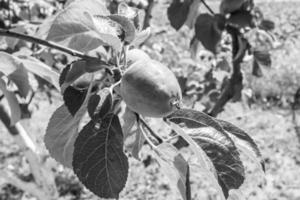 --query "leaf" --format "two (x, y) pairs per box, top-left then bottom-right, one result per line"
(194, 14), (225, 54)
(88, 88), (113, 121)
(0, 78), (21, 125)
(60, 59), (107, 91)
(108, 14), (136, 43)
(73, 114), (129, 199)
(190, 36), (201, 60)
(118, 2), (138, 20)
(244, 29), (275, 52)
(46, 0), (122, 52)
(8, 66), (31, 98)
(2, 25), (26, 49)
(35, 14), (57, 39)
(0, 52), (31, 98)
(44, 104), (87, 168)
(154, 143), (191, 200)
(166, 109), (246, 198)
(84, 13), (123, 51)
(227, 10), (254, 29)
(253, 49), (271, 68)
(18, 56), (60, 90)
(259, 19), (275, 31)
(220, 0), (245, 14)
(133, 9), (145, 31)
(0, 51), (24, 75)
(166, 109), (234, 146)
(184, 0), (201, 29)
(122, 107), (145, 160)
(252, 59), (263, 77)
(63, 86), (87, 116)
(189, 127), (245, 198)
(131, 27), (151, 47)
(217, 119), (265, 171)
(170, 123), (226, 200)
(167, 0), (192, 30)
